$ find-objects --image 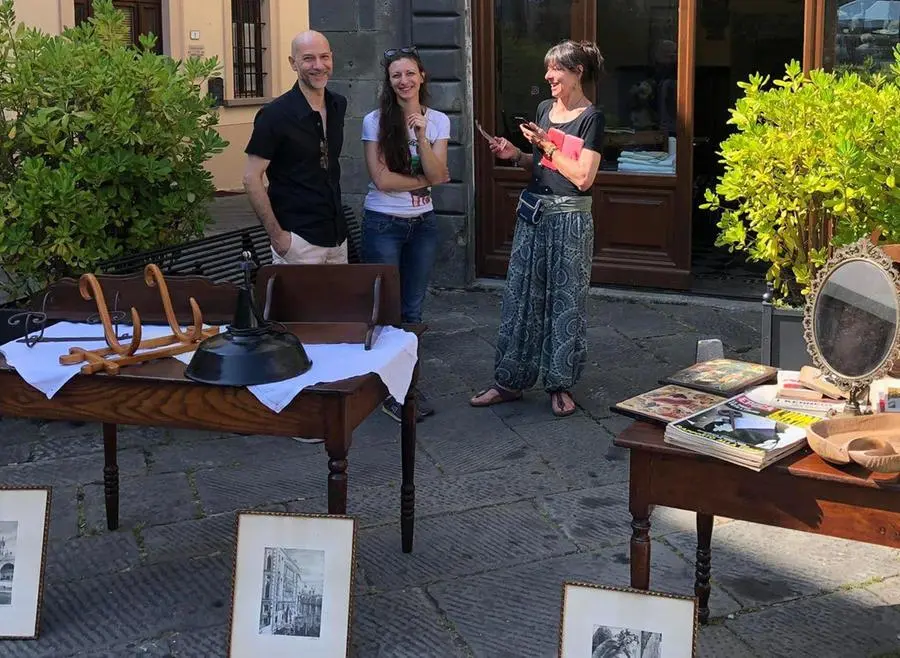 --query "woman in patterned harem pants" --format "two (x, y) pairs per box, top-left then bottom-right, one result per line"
(470, 39), (606, 417)
(494, 200), (594, 394)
